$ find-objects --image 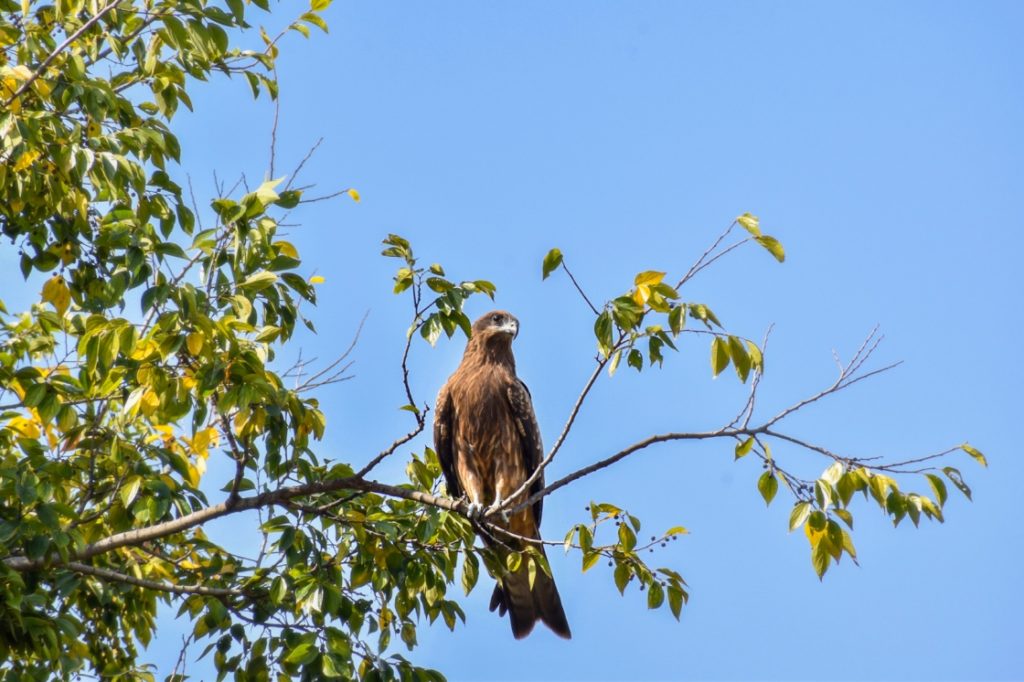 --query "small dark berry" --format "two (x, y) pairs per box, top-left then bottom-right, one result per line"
(651, 536), (656, 541)
(608, 561), (613, 567)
